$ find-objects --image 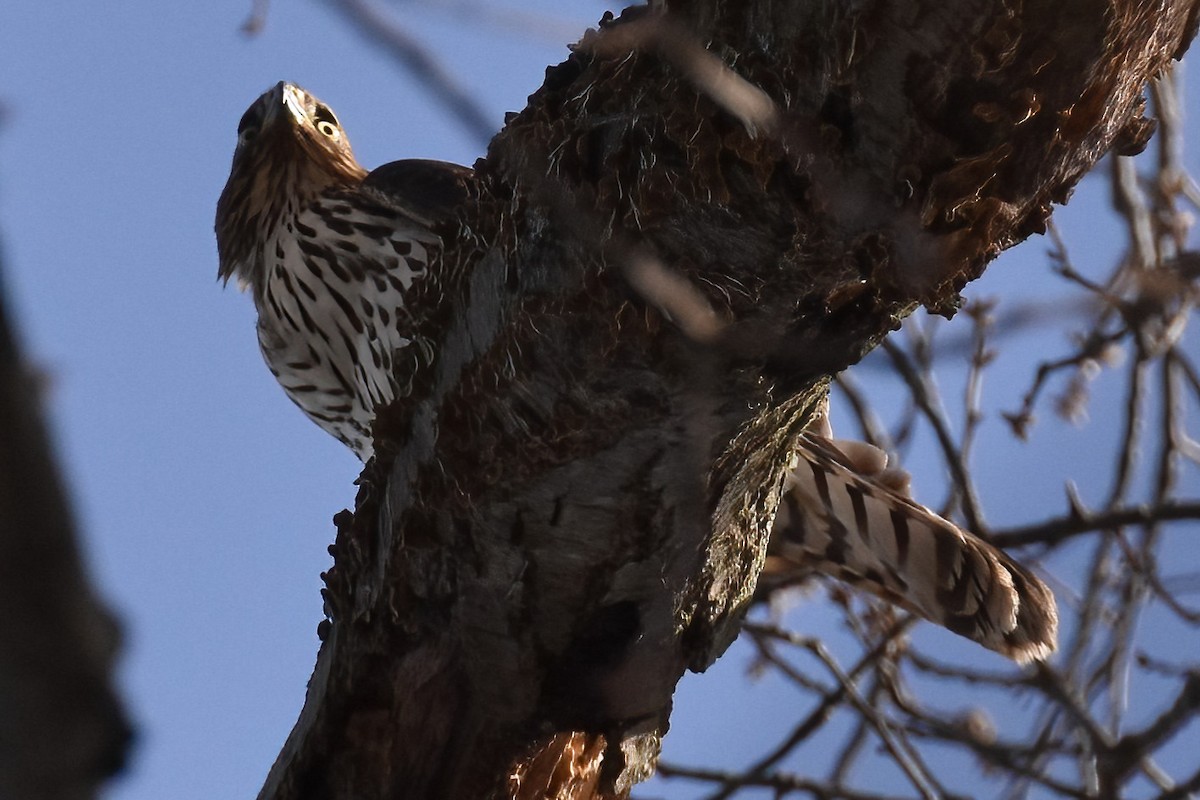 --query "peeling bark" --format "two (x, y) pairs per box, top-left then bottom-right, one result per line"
(258, 2), (1199, 798)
